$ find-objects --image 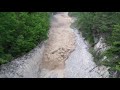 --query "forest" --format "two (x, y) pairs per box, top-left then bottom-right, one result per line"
(0, 12), (50, 64)
(70, 12), (120, 76)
